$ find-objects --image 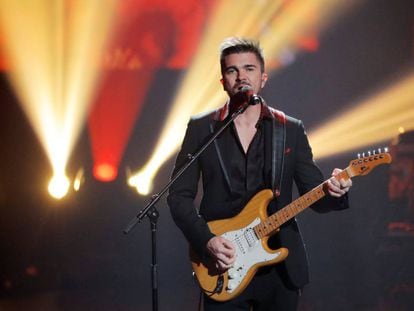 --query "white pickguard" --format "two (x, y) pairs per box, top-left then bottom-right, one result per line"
(221, 217), (283, 293)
